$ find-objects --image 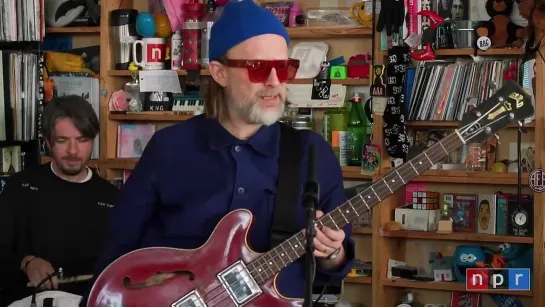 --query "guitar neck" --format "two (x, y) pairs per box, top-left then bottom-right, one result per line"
(247, 132), (464, 284)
